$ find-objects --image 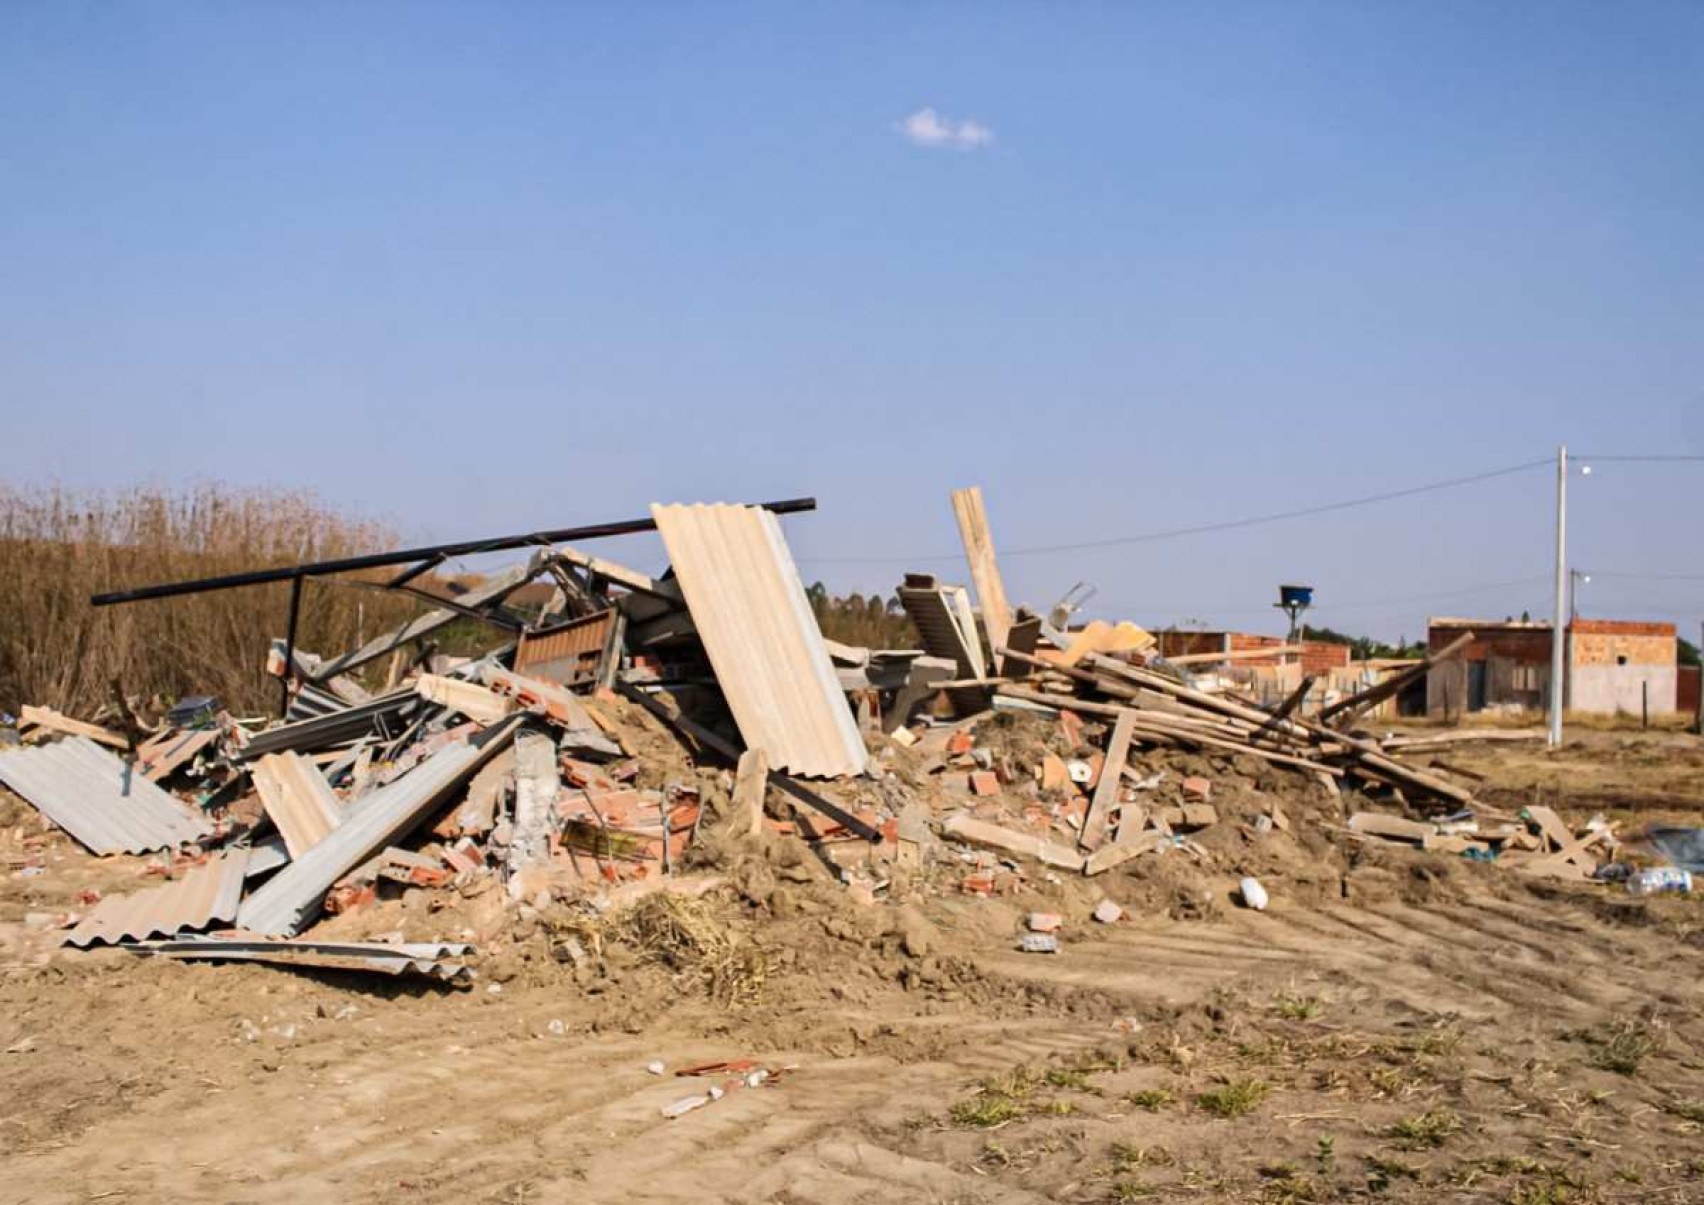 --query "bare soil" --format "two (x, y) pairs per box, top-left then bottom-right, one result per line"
(4, 730), (1704, 1204)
